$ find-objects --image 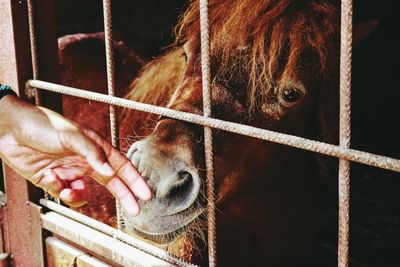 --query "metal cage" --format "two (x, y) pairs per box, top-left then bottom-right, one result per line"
(0, 0), (399, 266)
